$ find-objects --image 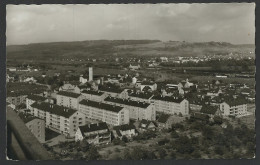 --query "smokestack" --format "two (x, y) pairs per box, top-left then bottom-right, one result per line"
(89, 67), (93, 81)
